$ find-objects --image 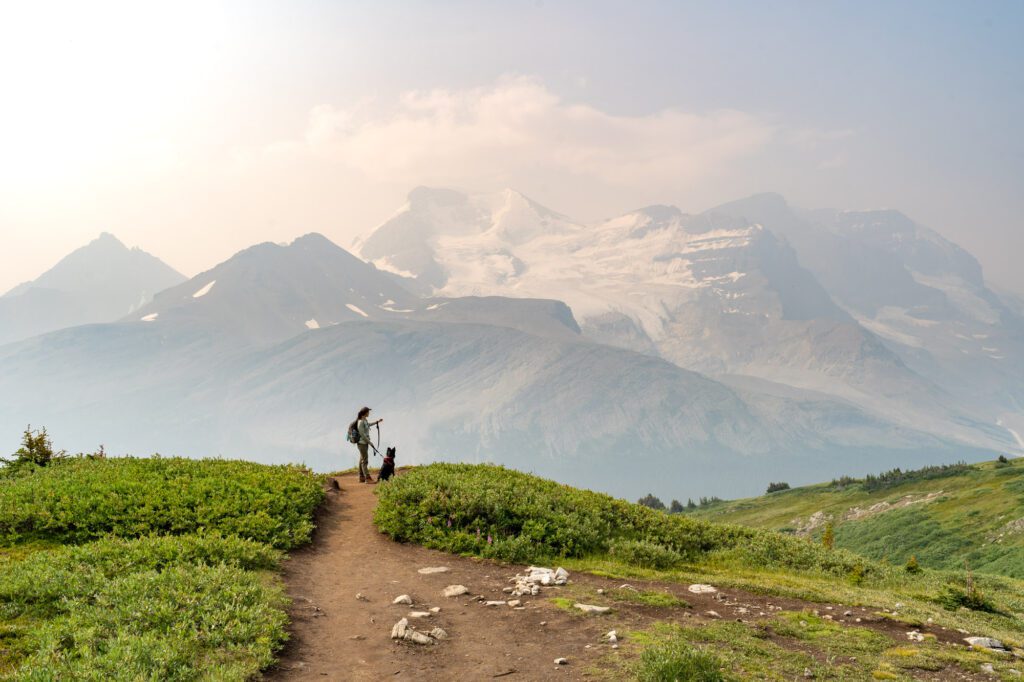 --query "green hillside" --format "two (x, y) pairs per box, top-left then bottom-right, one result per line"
(375, 463), (1024, 680)
(0, 446), (323, 680)
(685, 458), (1024, 578)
